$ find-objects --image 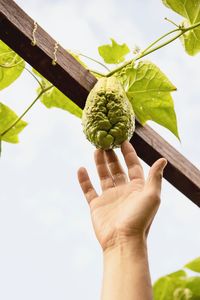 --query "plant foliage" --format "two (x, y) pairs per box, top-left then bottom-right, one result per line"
(163, 0), (200, 55)
(153, 257), (200, 300)
(0, 0), (200, 154)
